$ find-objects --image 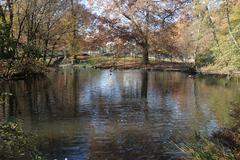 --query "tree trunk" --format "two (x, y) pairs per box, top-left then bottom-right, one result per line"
(143, 44), (149, 65)
(47, 42), (57, 67)
(43, 38), (49, 61)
